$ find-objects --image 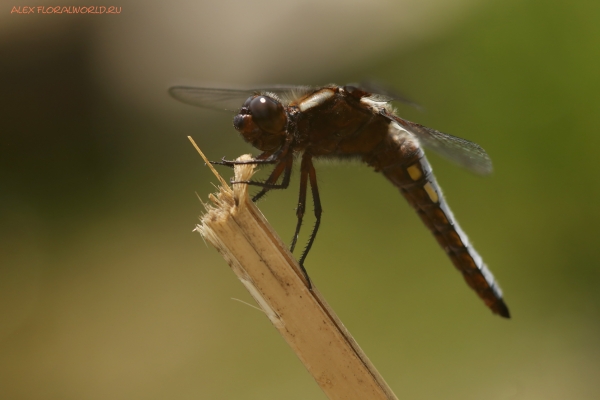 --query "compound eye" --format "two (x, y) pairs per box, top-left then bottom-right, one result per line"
(249, 96), (286, 134)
